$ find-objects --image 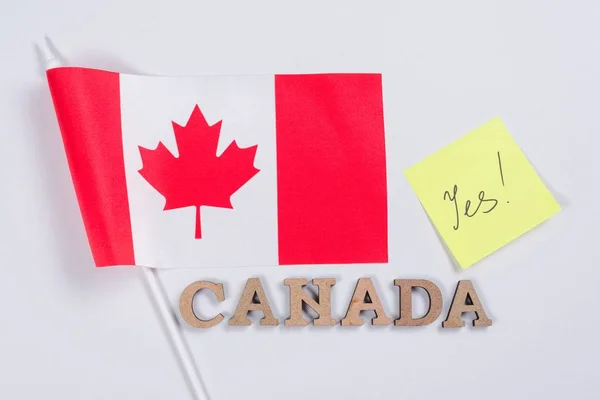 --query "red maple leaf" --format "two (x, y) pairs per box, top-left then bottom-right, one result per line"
(138, 105), (260, 239)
